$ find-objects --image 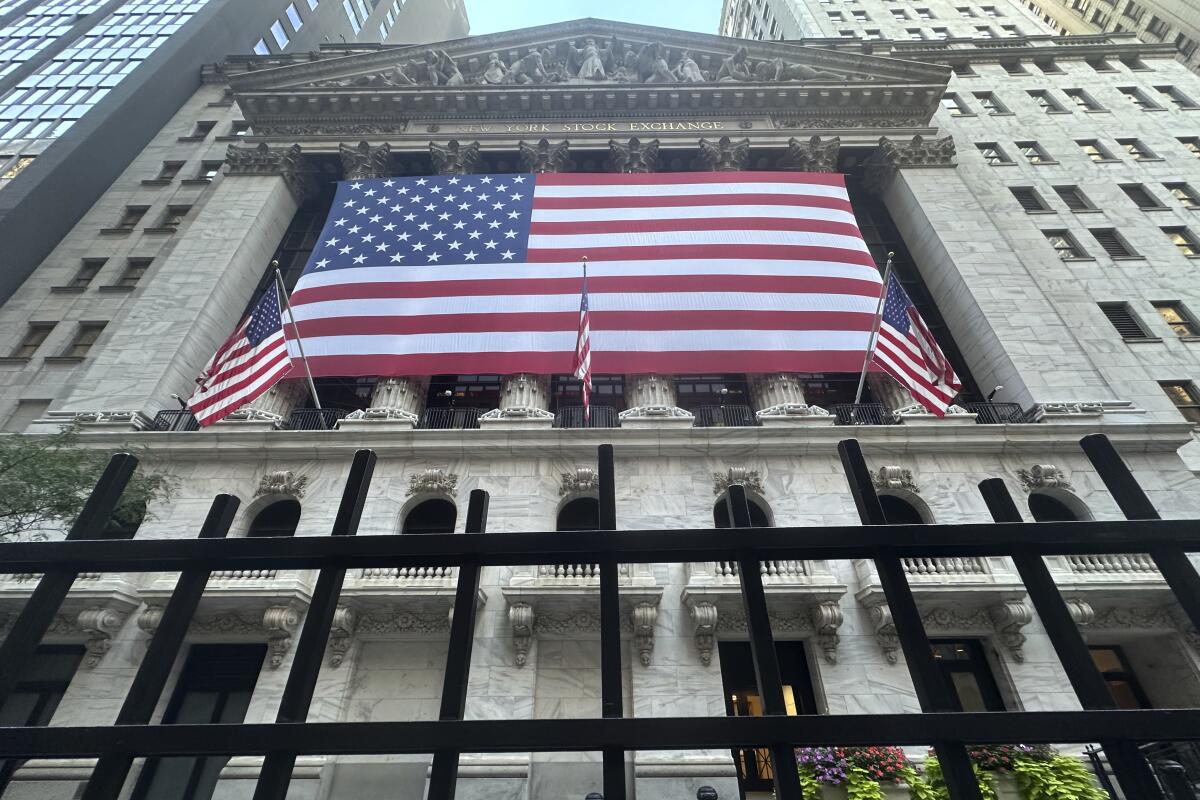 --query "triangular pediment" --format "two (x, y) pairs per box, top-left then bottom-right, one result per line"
(227, 18), (949, 93)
